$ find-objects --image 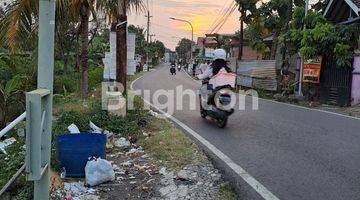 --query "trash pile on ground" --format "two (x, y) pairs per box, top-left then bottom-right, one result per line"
(52, 121), (226, 200)
(157, 161), (222, 200)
